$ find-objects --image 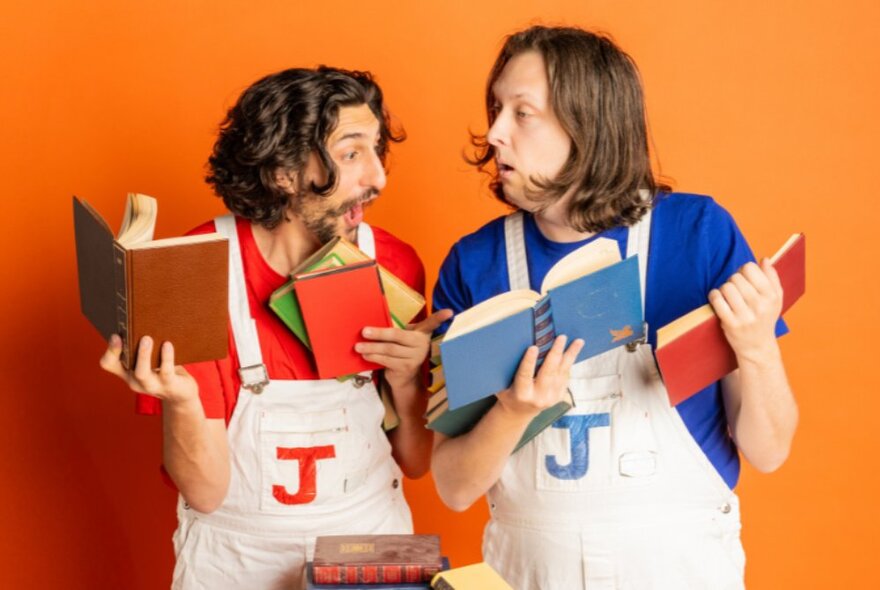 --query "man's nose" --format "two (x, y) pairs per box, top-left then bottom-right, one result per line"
(487, 113), (509, 148)
(364, 151), (387, 191)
